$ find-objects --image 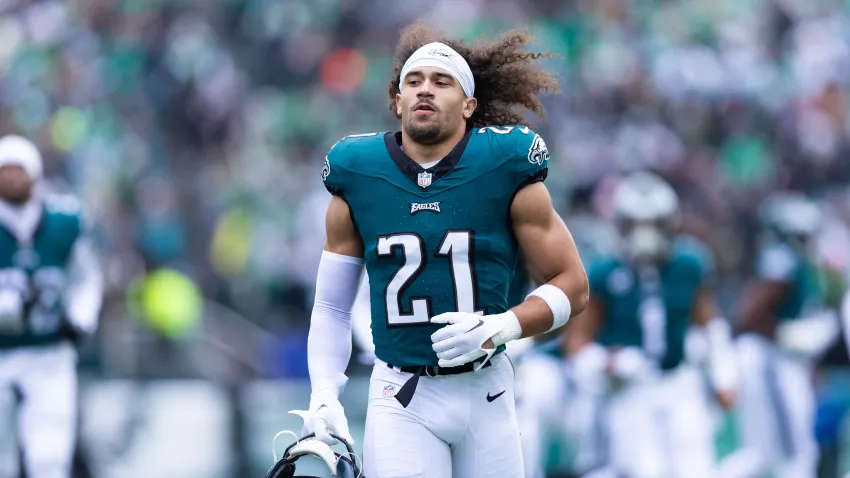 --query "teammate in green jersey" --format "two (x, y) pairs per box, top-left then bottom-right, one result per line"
(297, 24), (589, 478)
(565, 172), (737, 478)
(723, 192), (834, 478)
(0, 135), (103, 478)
